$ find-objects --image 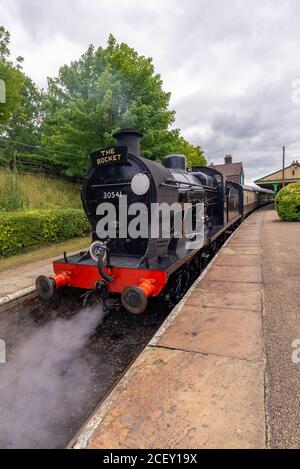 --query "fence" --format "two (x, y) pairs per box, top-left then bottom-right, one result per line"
(0, 137), (82, 181)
